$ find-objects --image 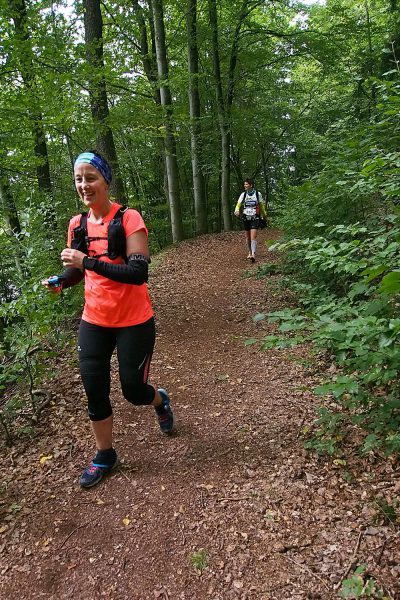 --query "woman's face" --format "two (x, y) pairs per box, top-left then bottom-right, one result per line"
(74, 163), (109, 210)
(244, 181), (252, 191)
